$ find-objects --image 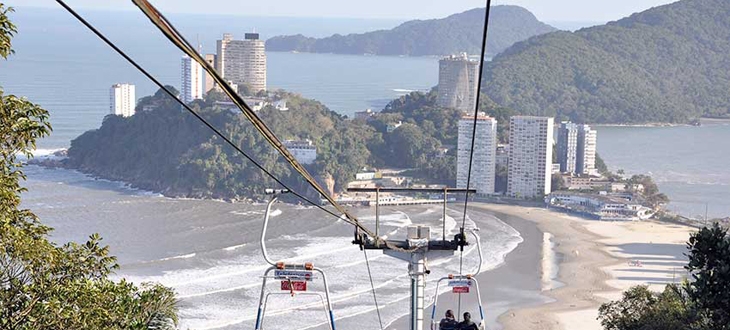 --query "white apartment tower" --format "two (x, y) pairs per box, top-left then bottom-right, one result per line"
(557, 122), (598, 175)
(109, 83), (135, 117)
(216, 33), (267, 93)
(181, 55), (204, 104)
(577, 125), (597, 175)
(507, 116), (554, 198)
(457, 114), (497, 195)
(437, 53), (480, 112)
